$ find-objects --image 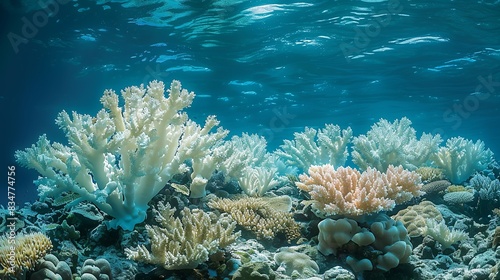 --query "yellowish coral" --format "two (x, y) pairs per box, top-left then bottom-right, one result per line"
(392, 201), (443, 237)
(125, 202), (240, 270)
(493, 208), (500, 217)
(0, 232), (52, 277)
(416, 167), (444, 182)
(296, 165), (423, 217)
(446, 185), (470, 193)
(492, 227), (500, 248)
(208, 196), (301, 242)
